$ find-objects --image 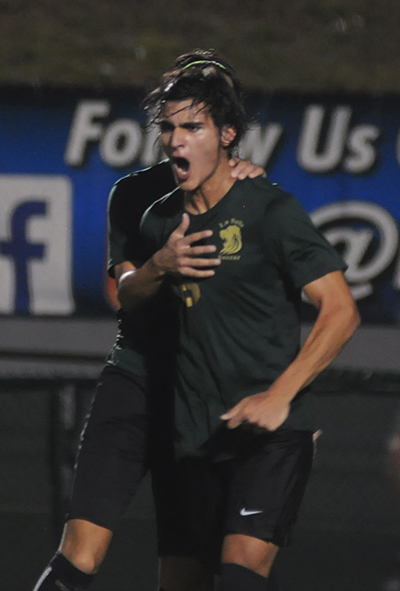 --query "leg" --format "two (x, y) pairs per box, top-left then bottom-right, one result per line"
(60, 518), (113, 574)
(221, 533), (278, 577)
(218, 429), (314, 590)
(219, 534), (279, 590)
(32, 519), (112, 591)
(32, 366), (150, 590)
